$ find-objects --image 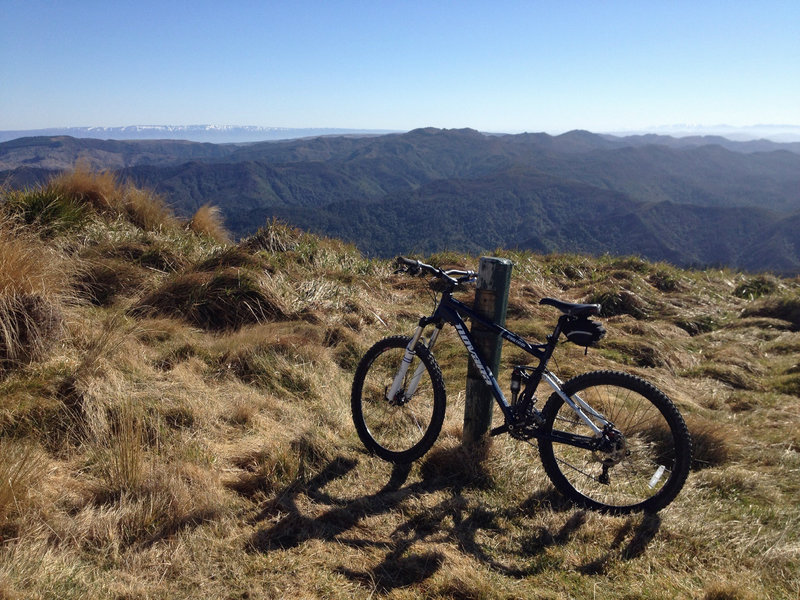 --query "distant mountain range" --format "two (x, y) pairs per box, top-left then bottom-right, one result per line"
(0, 125), (395, 144)
(2, 128), (799, 273)
(3, 123), (800, 144)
